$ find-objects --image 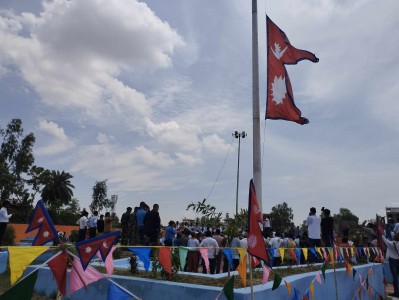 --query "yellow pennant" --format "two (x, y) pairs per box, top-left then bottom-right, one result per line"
(345, 262), (352, 275)
(302, 248), (308, 261)
(309, 282), (315, 300)
(350, 247), (354, 257)
(285, 281), (292, 295)
(329, 249), (335, 269)
(278, 248), (285, 263)
(237, 248), (247, 264)
(316, 247), (323, 260)
(369, 267), (373, 281)
(8, 246), (49, 285)
(237, 256), (247, 287)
